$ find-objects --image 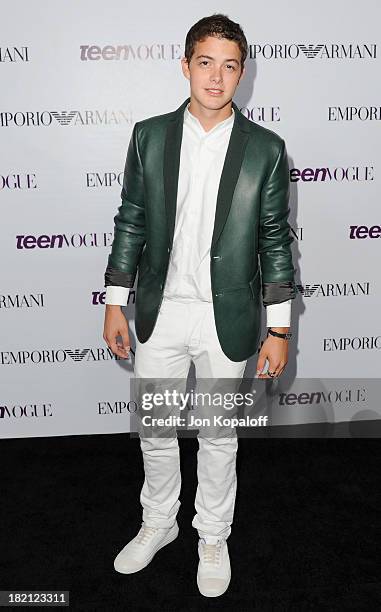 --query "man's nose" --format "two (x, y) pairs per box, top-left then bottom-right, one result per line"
(210, 68), (223, 83)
